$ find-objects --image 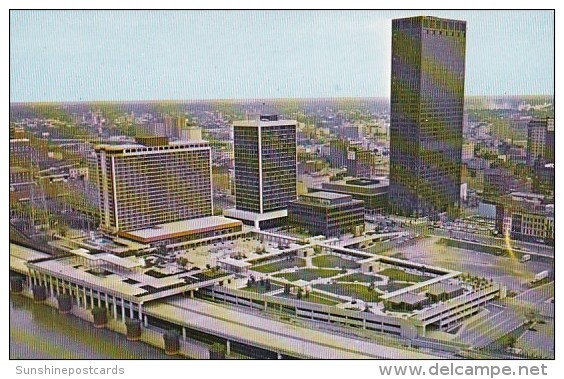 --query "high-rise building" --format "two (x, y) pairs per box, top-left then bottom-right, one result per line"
(527, 118), (549, 166)
(544, 118), (555, 163)
(389, 16), (466, 218)
(224, 115), (296, 229)
(95, 136), (213, 232)
(527, 117), (554, 166)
